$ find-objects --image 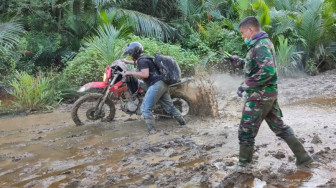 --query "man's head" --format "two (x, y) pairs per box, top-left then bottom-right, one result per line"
(239, 16), (261, 41)
(123, 42), (143, 61)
